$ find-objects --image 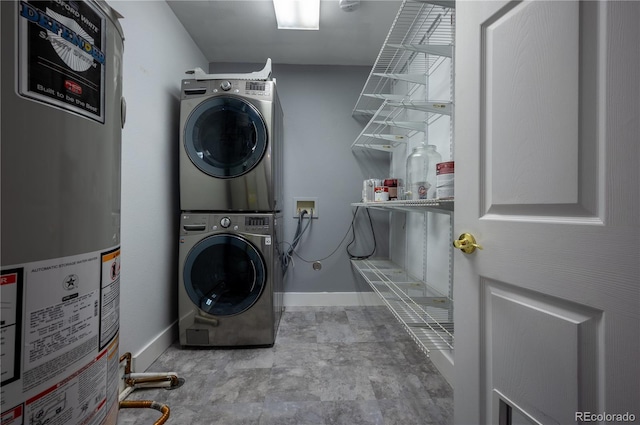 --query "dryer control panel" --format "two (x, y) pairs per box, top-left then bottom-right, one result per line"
(181, 79), (274, 101)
